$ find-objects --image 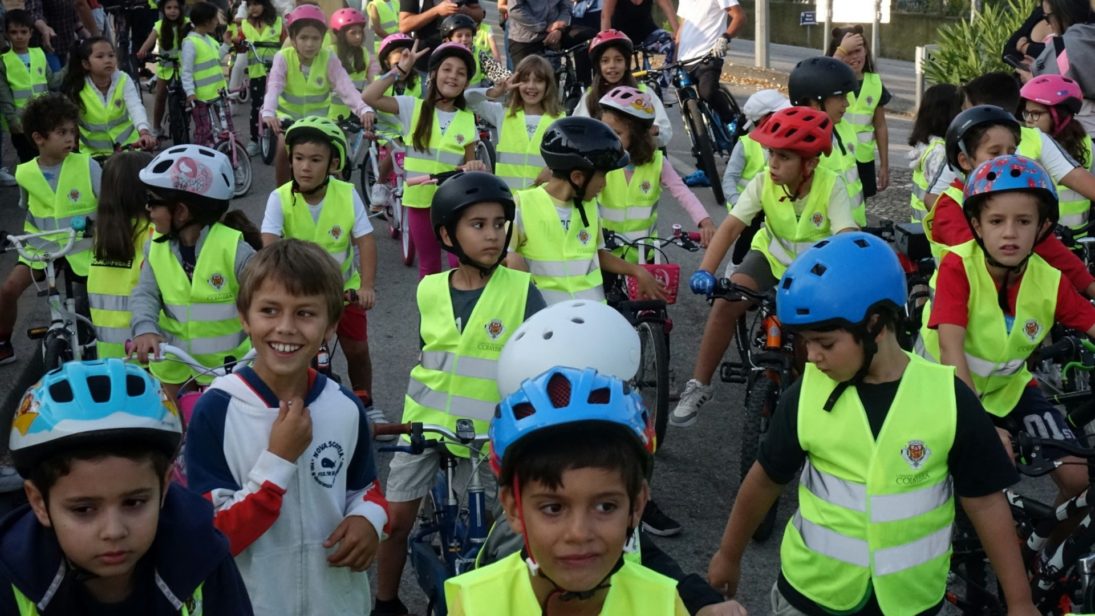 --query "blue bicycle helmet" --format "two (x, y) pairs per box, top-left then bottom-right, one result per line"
(963, 155), (1059, 224)
(777, 232), (906, 330)
(10, 360), (182, 476)
(489, 367), (655, 476)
